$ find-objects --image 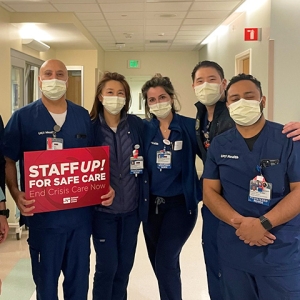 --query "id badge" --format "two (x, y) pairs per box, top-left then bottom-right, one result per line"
(156, 150), (172, 169)
(248, 175), (272, 206)
(47, 137), (64, 150)
(130, 156), (144, 175)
